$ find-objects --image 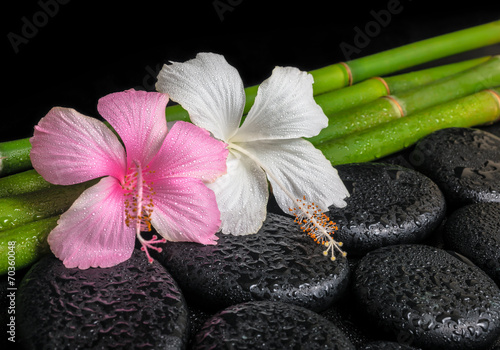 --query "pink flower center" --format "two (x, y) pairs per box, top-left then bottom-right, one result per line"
(122, 161), (166, 263)
(123, 162), (155, 230)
